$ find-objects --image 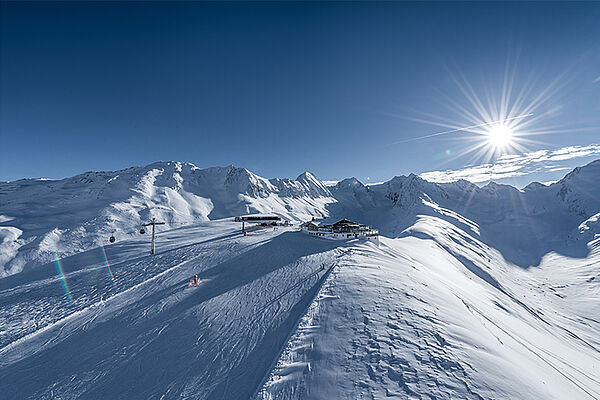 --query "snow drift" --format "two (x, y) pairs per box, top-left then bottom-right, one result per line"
(0, 159), (599, 399)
